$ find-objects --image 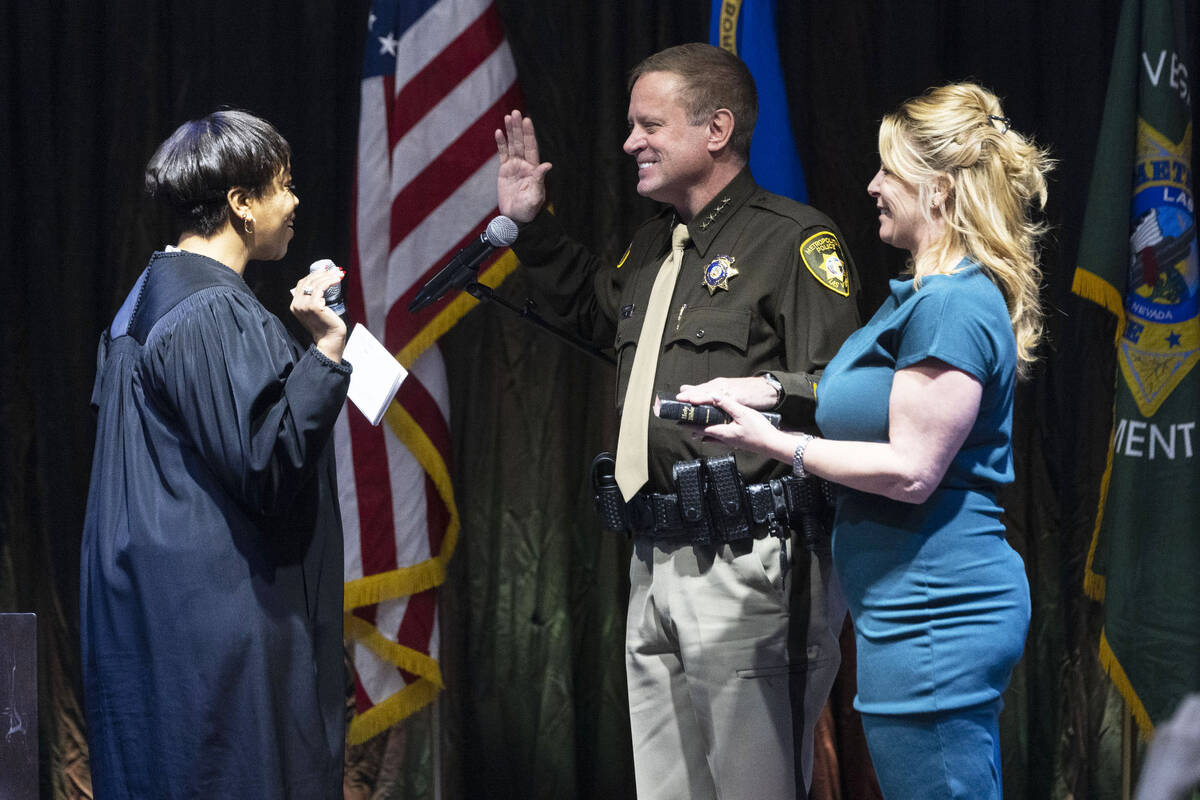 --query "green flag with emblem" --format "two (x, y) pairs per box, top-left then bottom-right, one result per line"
(1072, 0), (1200, 733)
